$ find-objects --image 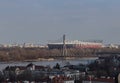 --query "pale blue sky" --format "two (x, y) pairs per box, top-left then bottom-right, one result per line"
(0, 0), (120, 44)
